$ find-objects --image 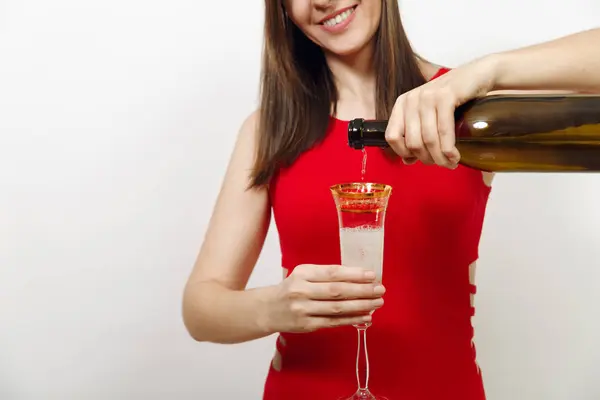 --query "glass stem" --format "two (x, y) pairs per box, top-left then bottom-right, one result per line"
(355, 325), (370, 391)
